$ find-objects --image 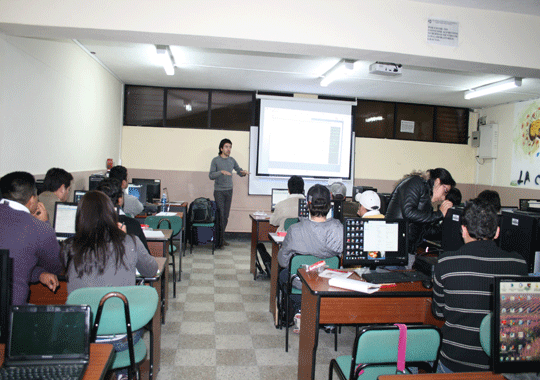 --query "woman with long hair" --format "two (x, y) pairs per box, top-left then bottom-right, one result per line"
(61, 190), (157, 294)
(385, 168), (456, 266)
